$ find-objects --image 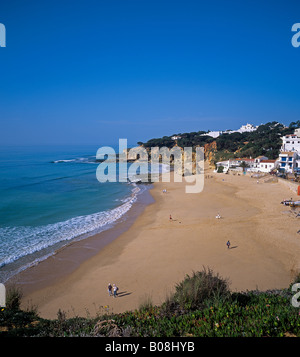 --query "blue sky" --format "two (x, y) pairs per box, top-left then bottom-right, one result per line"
(0, 0), (300, 146)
